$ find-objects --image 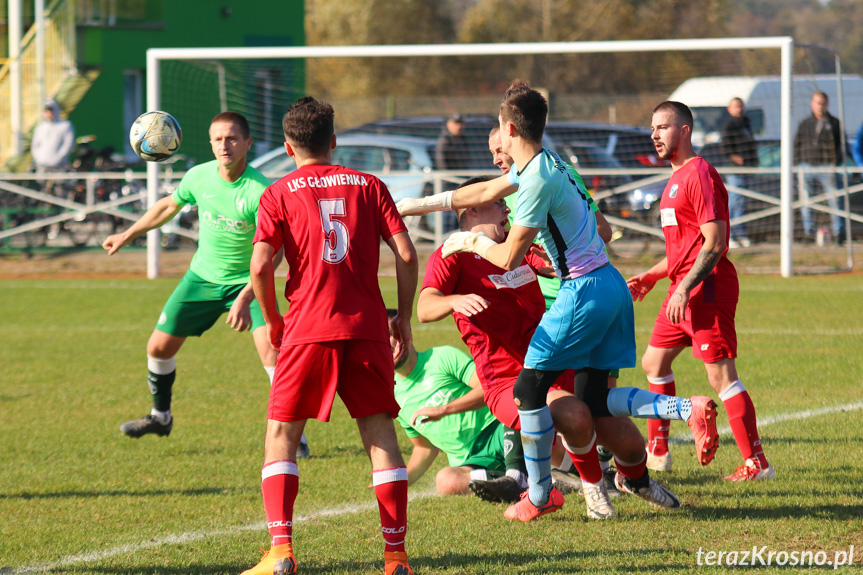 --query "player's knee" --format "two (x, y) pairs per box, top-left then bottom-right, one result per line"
(435, 468), (469, 496)
(147, 332), (181, 358)
(513, 369), (560, 410)
(640, 352), (655, 375)
(599, 419), (645, 461)
(549, 396), (593, 438)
